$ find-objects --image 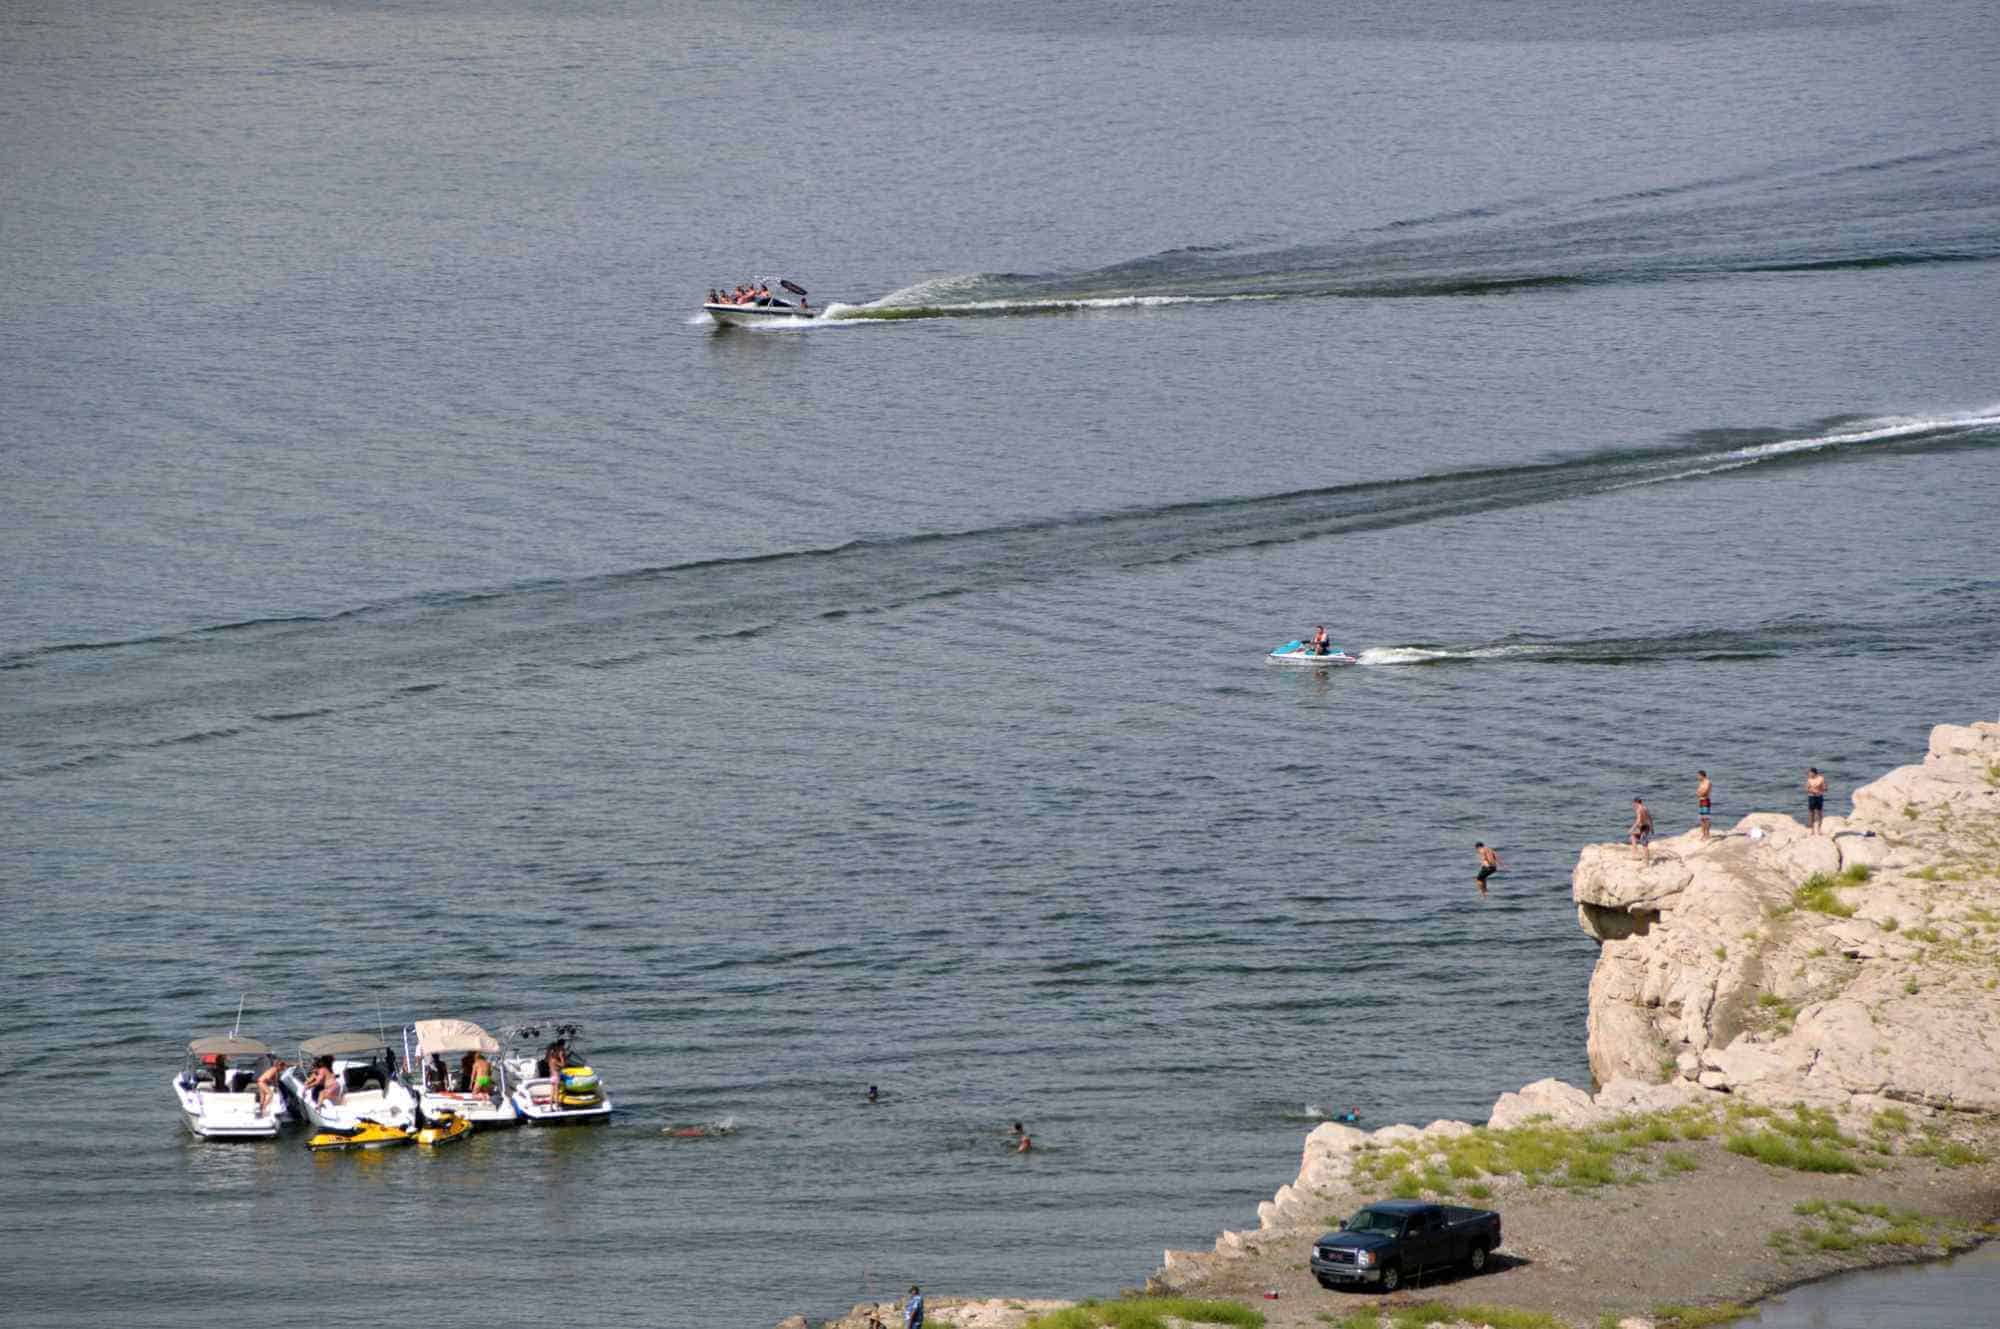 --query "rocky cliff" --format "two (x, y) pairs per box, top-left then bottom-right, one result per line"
(1152, 721), (2000, 1298)
(1576, 720), (2000, 1111)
